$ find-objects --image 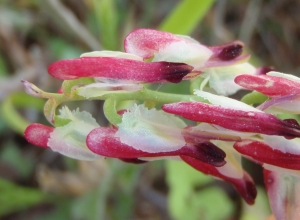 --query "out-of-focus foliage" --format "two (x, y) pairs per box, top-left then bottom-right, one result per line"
(0, 0), (299, 219)
(167, 160), (234, 220)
